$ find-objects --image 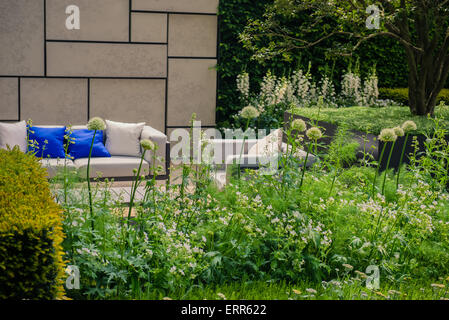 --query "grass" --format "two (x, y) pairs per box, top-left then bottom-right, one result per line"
(290, 105), (449, 135)
(125, 280), (449, 300)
